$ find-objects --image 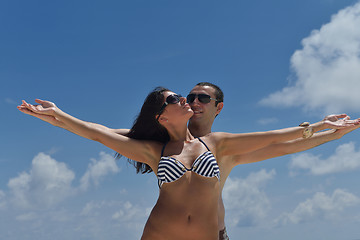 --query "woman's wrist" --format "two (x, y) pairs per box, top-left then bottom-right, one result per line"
(325, 129), (341, 141)
(53, 107), (66, 119)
